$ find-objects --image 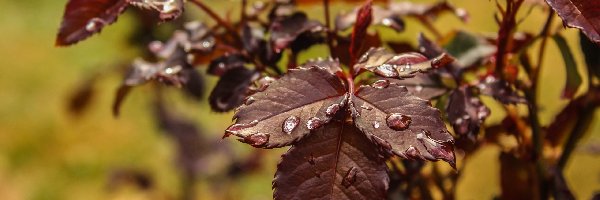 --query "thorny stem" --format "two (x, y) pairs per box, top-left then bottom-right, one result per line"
(189, 0), (242, 43)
